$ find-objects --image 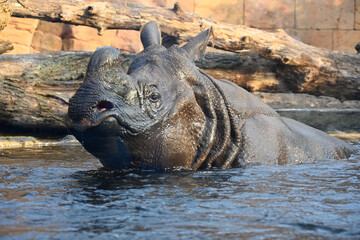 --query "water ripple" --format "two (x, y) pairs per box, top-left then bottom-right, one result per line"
(0, 145), (359, 239)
